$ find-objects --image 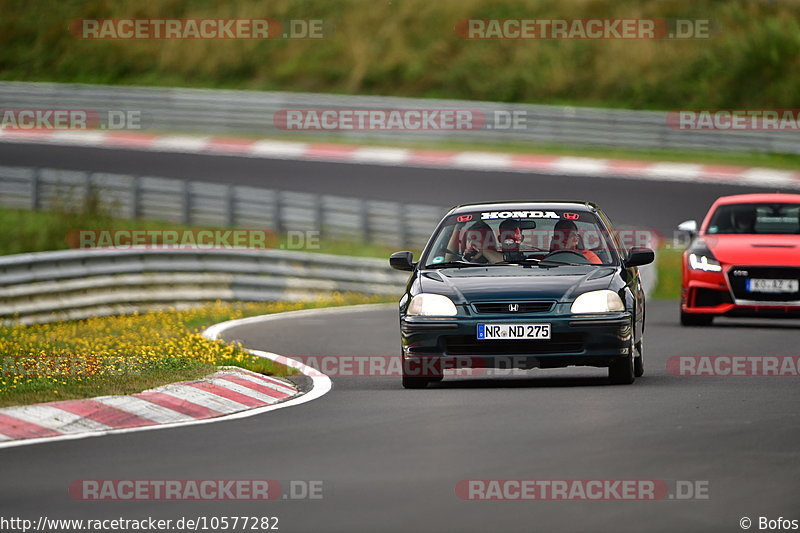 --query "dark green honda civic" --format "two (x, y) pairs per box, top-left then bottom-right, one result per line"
(389, 201), (654, 389)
